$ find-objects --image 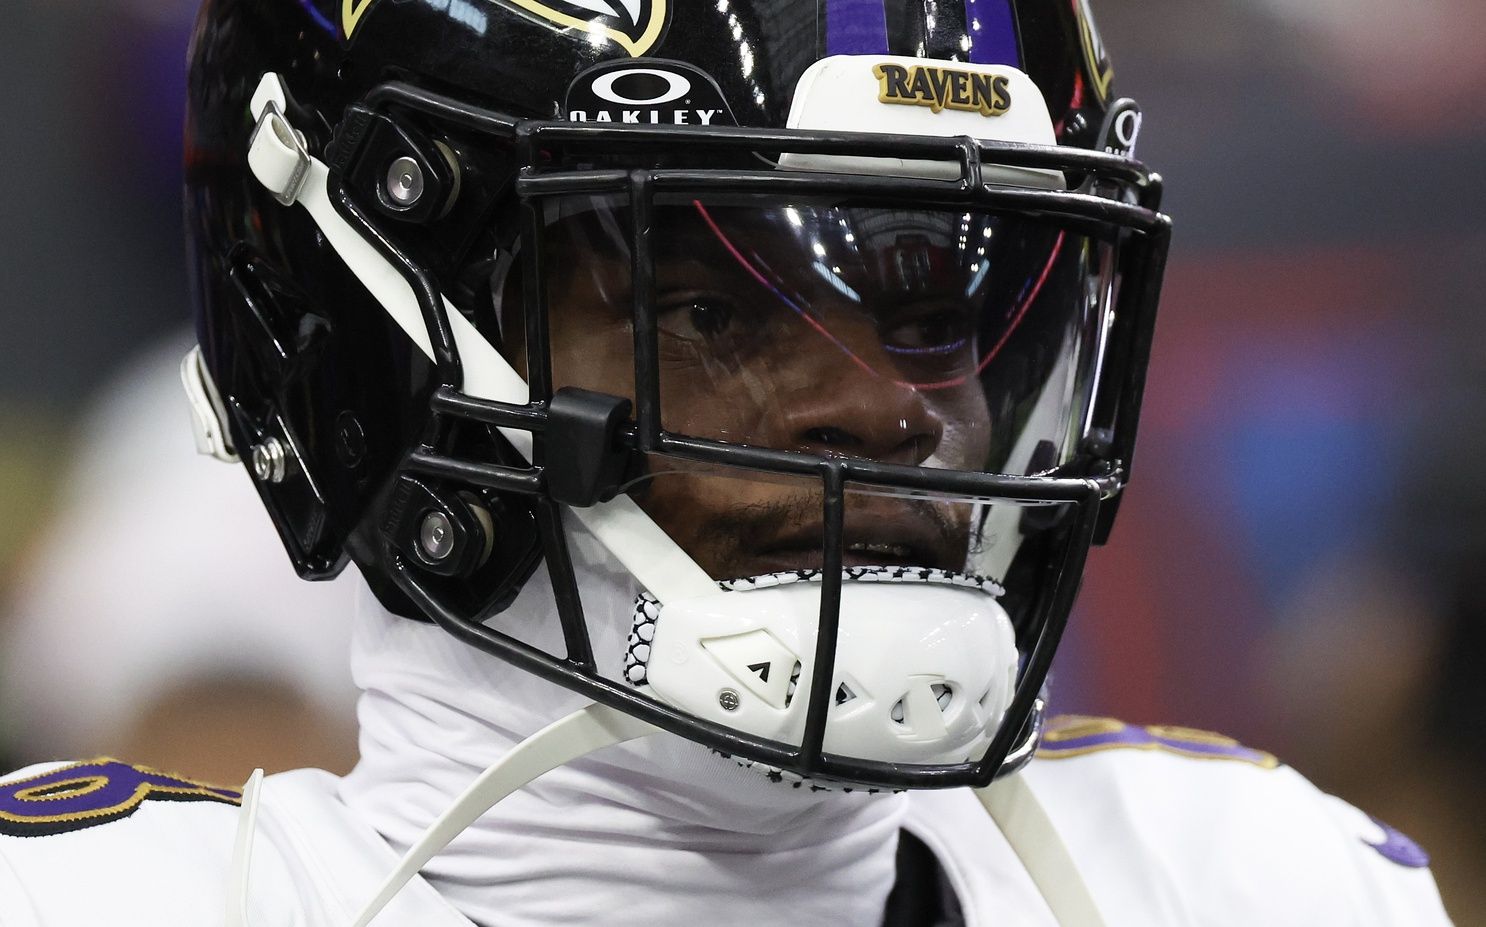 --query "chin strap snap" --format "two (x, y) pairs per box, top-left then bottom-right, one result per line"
(247, 75), (311, 206)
